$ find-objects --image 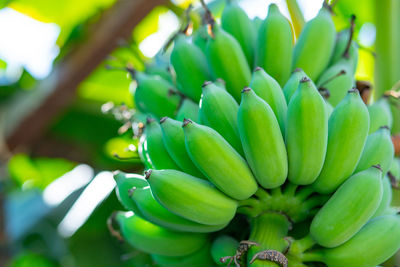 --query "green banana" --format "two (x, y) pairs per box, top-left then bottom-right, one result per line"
(138, 135), (154, 169)
(310, 165), (383, 248)
(308, 215), (400, 267)
(252, 17), (263, 34)
(206, 24), (251, 102)
(312, 89), (370, 194)
(211, 235), (239, 266)
(316, 58), (354, 107)
(329, 20), (359, 74)
(238, 88), (288, 188)
(143, 118), (181, 170)
(325, 100), (334, 117)
(171, 34), (211, 102)
(214, 78), (226, 89)
(130, 186), (227, 232)
(192, 24), (208, 53)
(372, 175), (392, 218)
(145, 169), (238, 225)
(183, 119), (258, 200)
(175, 98), (199, 123)
(152, 242), (216, 267)
(113, 211), (208, 256)
(146, 64), (173, 84)
(198, 81), (243, 155)
(256, 4), (293, 86)
(354, 126), (394, 174)
(286, 77), (328, 185)
(134, 72), (181, 119)
(249, 67), (287, 136)
(221, 1), (256, 68)
(368, 97), (393, 133)
(390, 157), (400, 179)
(282, 68), (306, 104)
(160, 117), (204, 178)
(292, 5), (335, 80)
(113, 171), (148, 213)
